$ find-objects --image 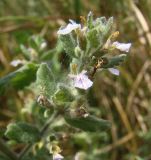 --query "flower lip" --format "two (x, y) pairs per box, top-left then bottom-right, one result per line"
(69, 70), (93, 90)
(10, 59), (24, 67)
(112, 41), (132, 52)
(57, 20), (81, 35)
(53, 153), (64, 160)
(108, 68), (120, 76)
(69, 19), (77, 24)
